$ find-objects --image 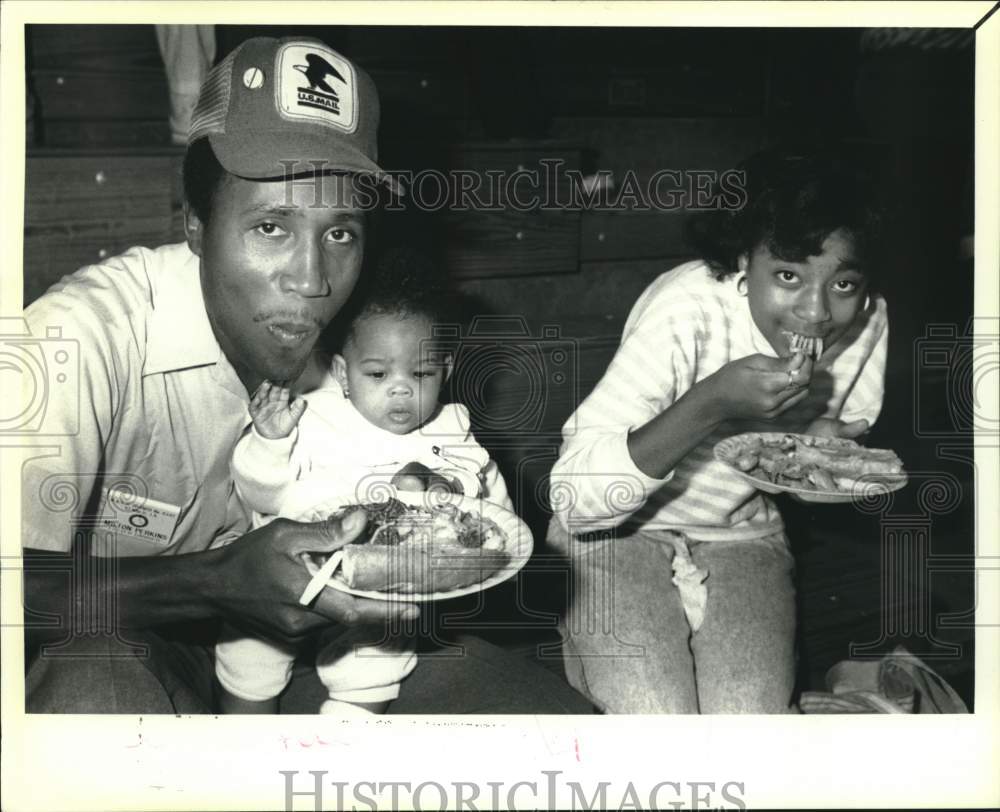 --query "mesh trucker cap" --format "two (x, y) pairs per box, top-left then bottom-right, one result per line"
(189, 37), (389, 184)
